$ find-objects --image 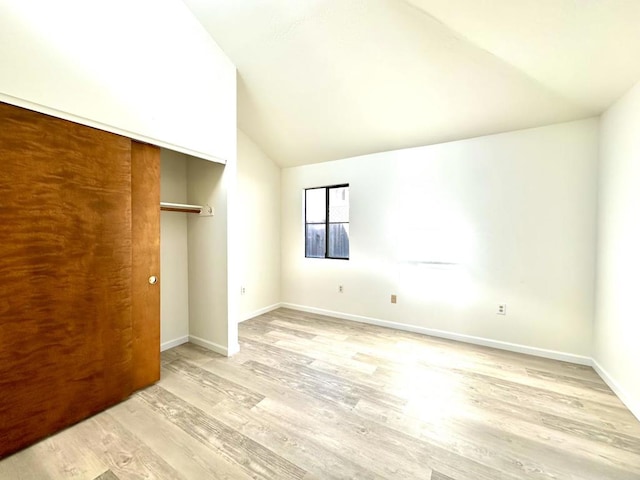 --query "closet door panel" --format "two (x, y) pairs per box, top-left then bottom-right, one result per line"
(131, 141), (161, 391)
(0, 103), (133, 458)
